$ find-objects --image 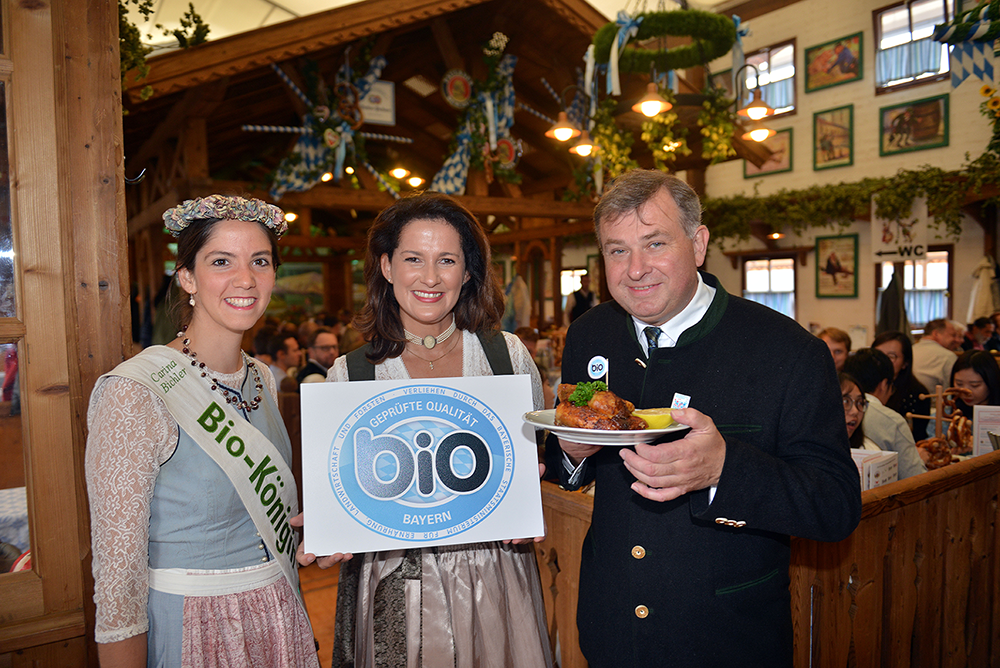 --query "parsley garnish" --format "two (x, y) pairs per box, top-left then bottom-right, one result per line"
(568, 381), (608, 407)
